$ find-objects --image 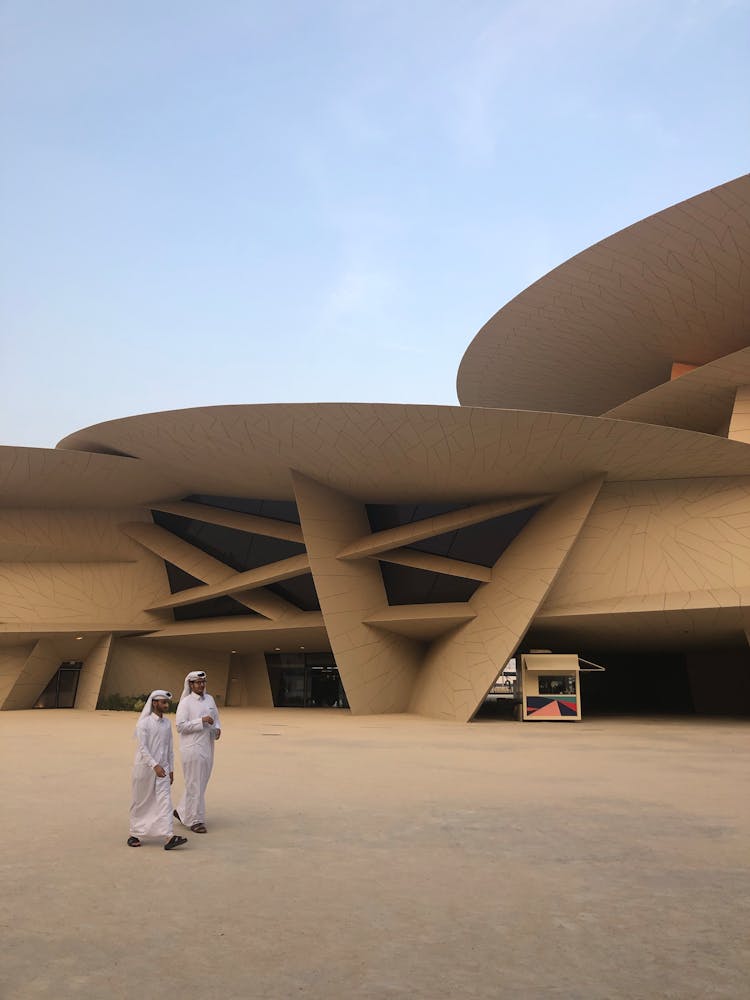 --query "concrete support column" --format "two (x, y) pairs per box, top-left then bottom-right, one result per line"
(0, 644), (35, 709)
(292, 471), (423, 714)
(1, 639), (61, 710)
(409, 477), (604, 722)
(226, 651), (273, 707)
(75, 633), (114, 710)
